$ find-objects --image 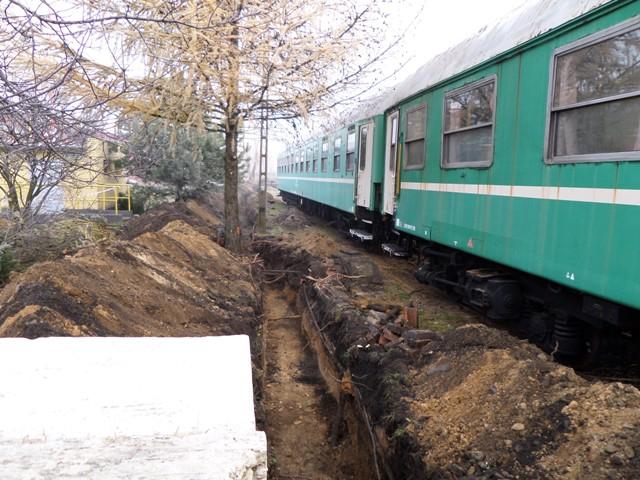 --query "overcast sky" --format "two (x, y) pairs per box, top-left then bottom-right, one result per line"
(267, 0), (531, 171)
